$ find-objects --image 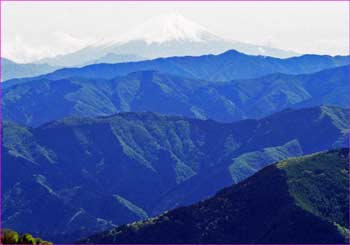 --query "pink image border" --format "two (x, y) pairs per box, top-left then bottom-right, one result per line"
(0, 0), (349, 245)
